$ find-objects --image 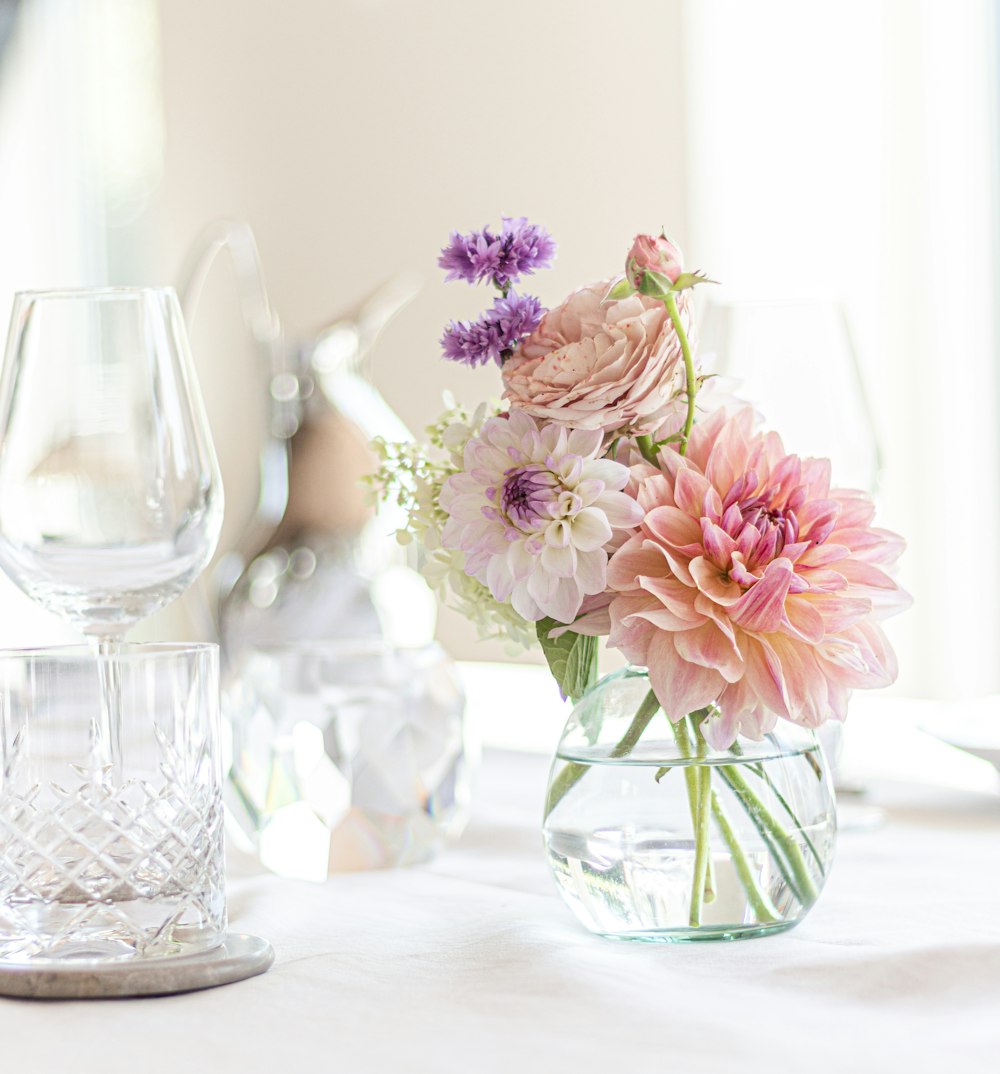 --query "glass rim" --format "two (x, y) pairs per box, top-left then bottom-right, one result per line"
(13, 285), (177, 302)
(0, 641), (217, 662)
